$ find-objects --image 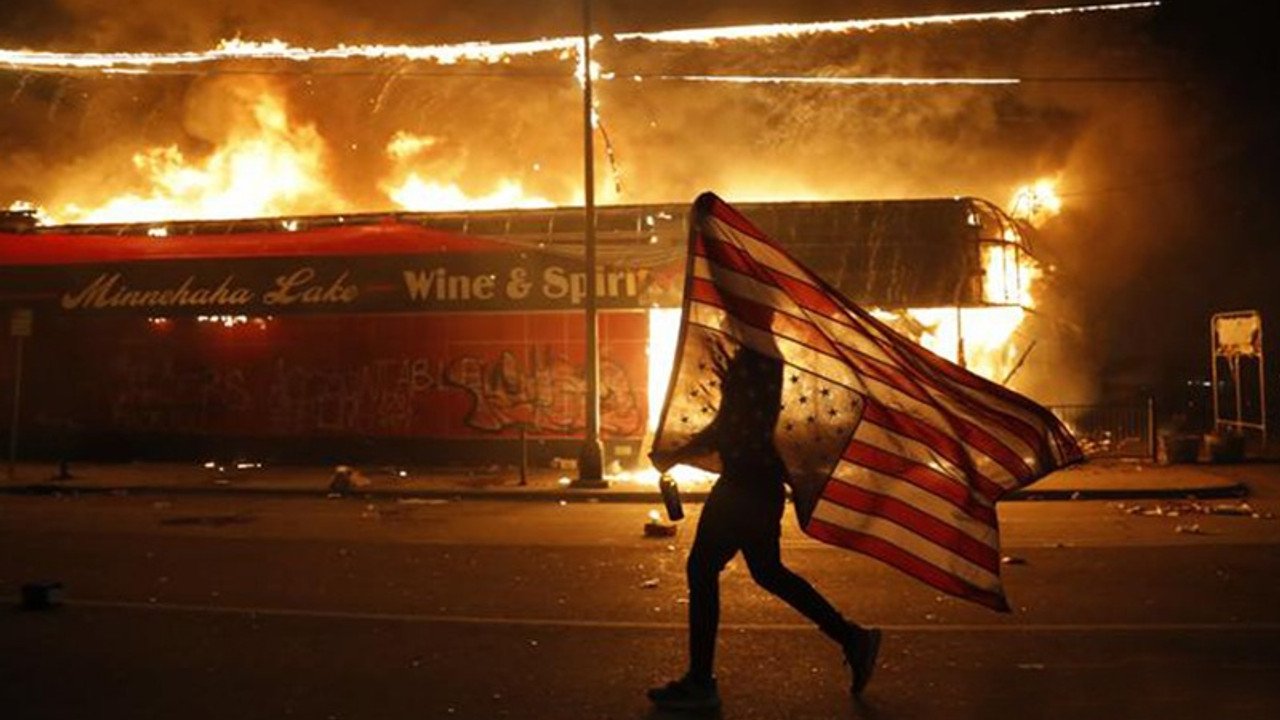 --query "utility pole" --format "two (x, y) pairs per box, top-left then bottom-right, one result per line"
(572, 0), (607, 488)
